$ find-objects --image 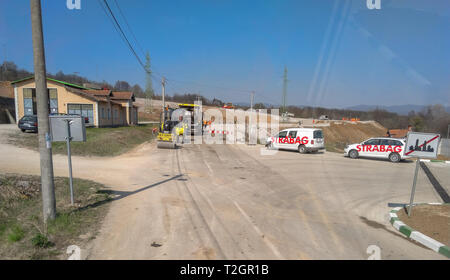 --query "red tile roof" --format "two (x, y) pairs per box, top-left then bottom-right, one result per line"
(112, 91), (134, 100)
(83, 89), (111, 96)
